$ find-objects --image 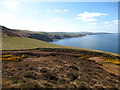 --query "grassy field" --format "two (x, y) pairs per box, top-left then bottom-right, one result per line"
(2, 37), (66, 50)
(2, 37), (119, 57)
